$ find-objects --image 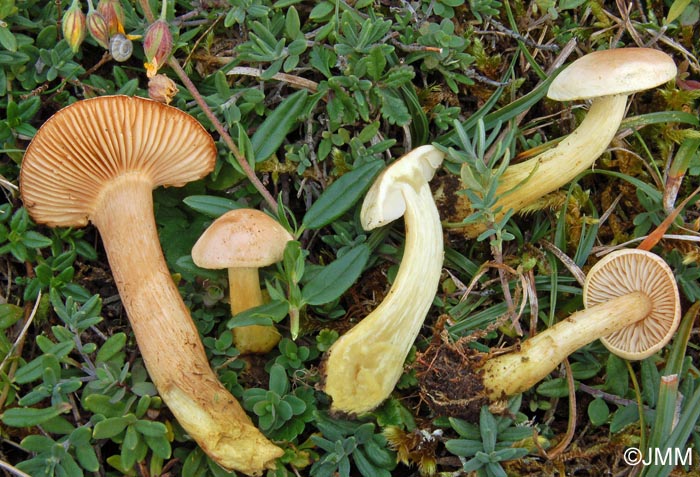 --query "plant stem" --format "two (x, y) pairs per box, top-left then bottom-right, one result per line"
(138, 0), (278, 213)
